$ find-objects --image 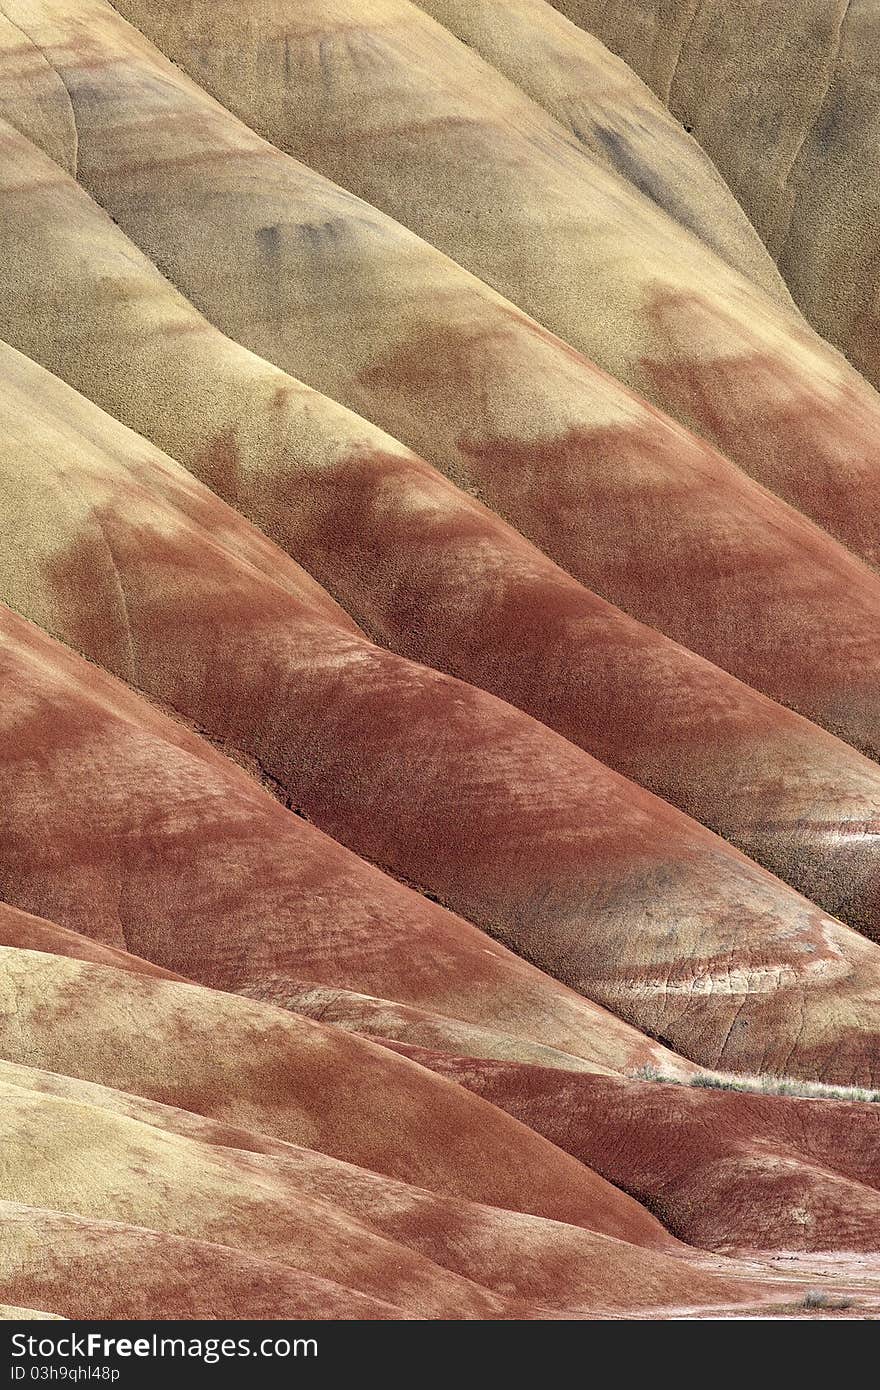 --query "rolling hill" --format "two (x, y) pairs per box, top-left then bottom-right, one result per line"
(1, 0), (879, 1322)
